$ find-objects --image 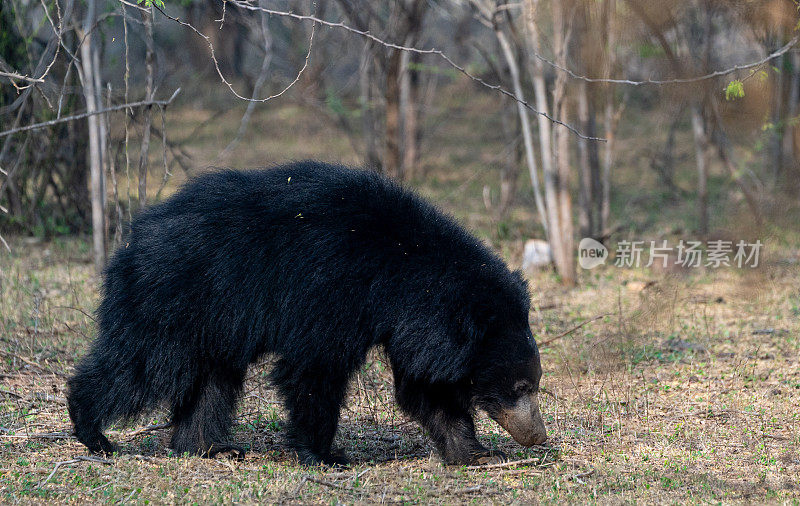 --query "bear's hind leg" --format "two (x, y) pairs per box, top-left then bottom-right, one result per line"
(68, 391), (118, 456)
(394, 374), (505, 466)
(170, 369), (246, 460)
(272, 359), (350, 467)
(67, 357), (126, 455)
